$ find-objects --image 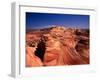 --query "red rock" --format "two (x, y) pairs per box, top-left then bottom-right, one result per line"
(26, 26), (89, 67)
(26, 46), (43, 67)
